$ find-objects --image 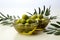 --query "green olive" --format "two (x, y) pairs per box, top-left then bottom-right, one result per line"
(35, 18), (42, 24)
(15, 19), (21, 24)
(25, 23), (30, 26)
(41, 18), (46, 21)
(26, 19), (35, 23)
(20, 19), (26, 24)
(25, 23), (31, 32)
(30, 14), (37, 19)
(41, 18), (49, 24)
(35, 18), (41, 21)
(37, 14), (43, 19)
(22, 14), (29, 20)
